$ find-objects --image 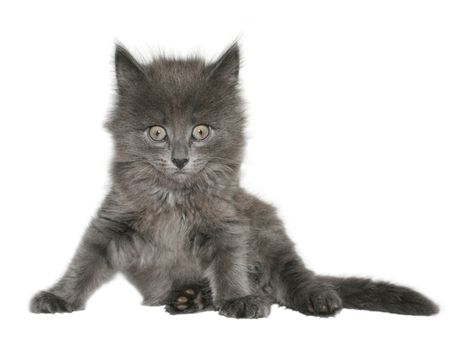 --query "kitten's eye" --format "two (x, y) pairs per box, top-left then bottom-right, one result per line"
(148, 126), (167, 141)
(192, 125), (210, 141)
